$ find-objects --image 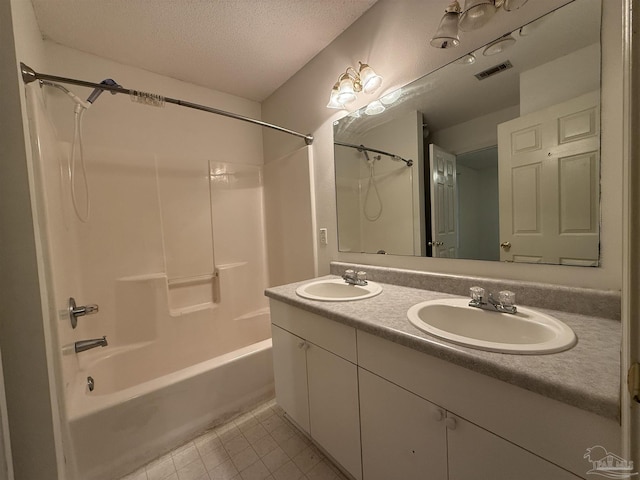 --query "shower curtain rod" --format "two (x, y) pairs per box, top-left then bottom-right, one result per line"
(334, 140), (413, 167)
(20, 62), (314, 145)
